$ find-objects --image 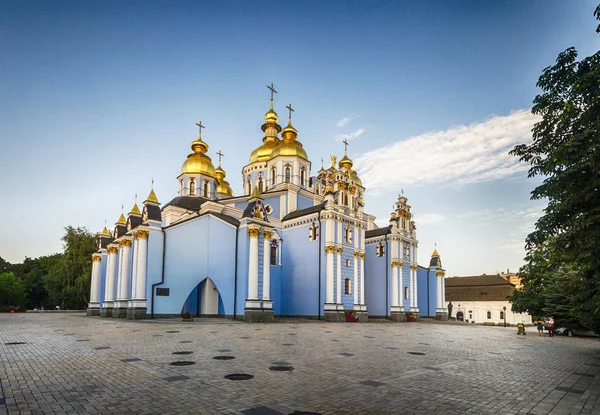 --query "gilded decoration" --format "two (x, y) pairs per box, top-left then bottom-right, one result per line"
(264, 230), (272, 239)
(330, 155), (337, 168)
(436, 271), (445, 277)
(391, 261), (400, 267)
(336, 247), (343, 254)
(120, 239), (132, 247)
(248, 228), (261, 238)
(354, 251), (359, 258)
(134, 230), (149, 240)
(107, 246), (118, 254)
(325, 245), (335, 254)
(92, 255), (102, 262)
(360, 253), (365, 259)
